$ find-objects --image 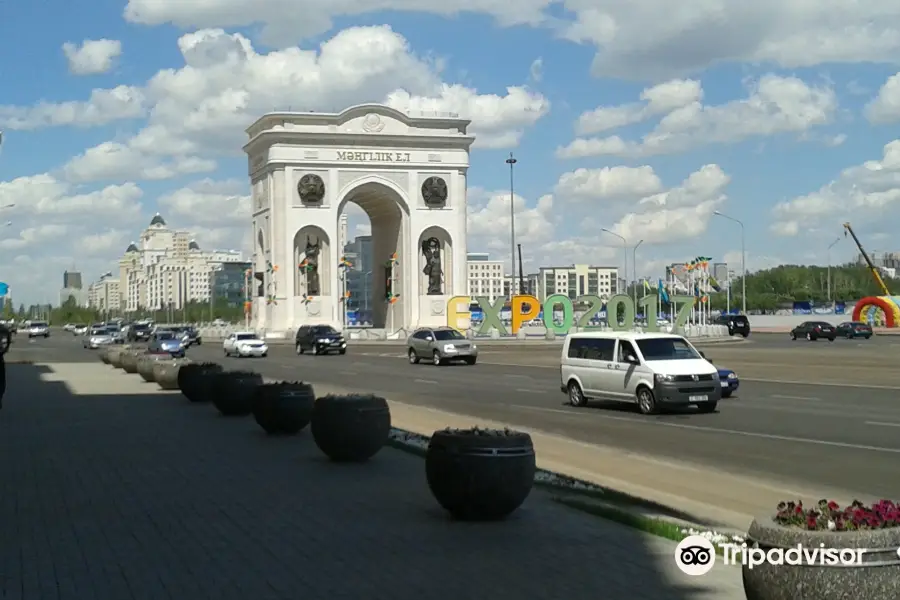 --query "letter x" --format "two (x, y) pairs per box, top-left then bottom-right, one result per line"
(476, 296), (506, 335)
